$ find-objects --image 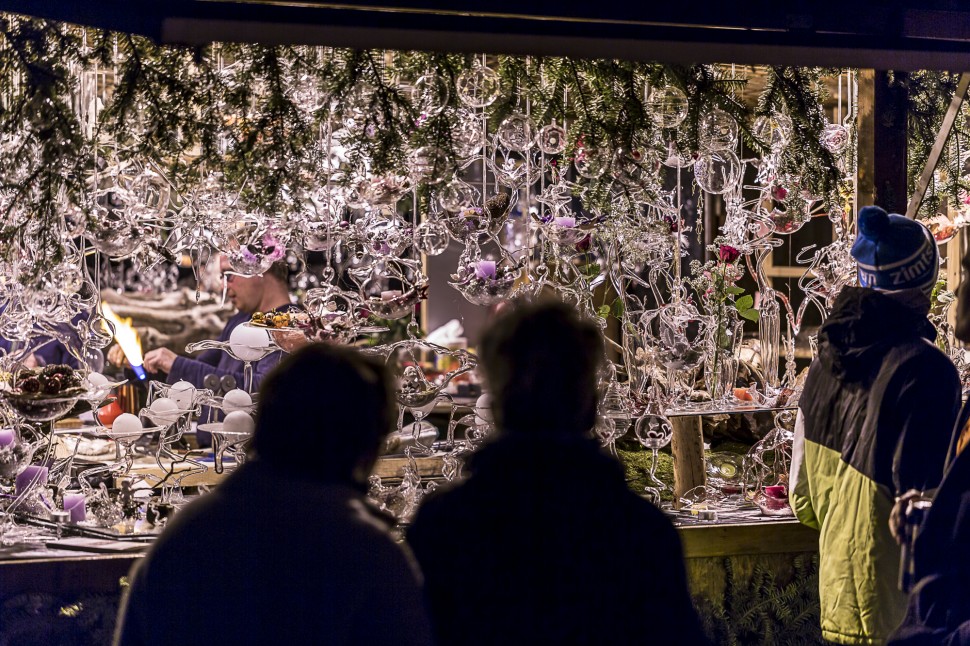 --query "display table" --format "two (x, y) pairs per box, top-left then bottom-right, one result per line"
(0, 515), (820, 646)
